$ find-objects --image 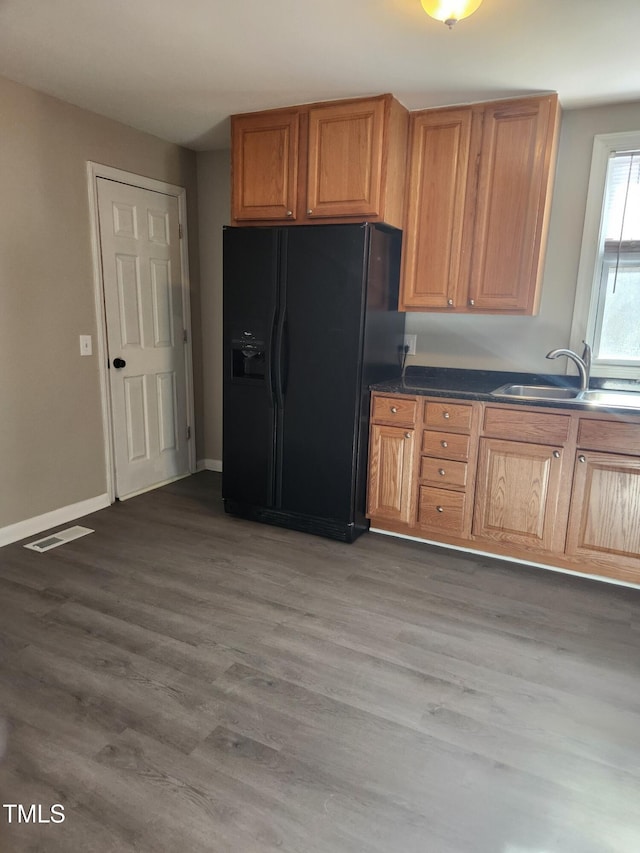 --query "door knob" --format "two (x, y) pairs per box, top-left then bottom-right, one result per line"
(113, 357), (126, 369)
